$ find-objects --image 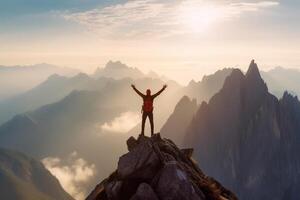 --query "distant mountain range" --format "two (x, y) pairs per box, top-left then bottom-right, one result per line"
(94, 61), (144, 79)
(0, 63), (79, 101)
(184, 68), (234, 102)
(0, 61), (170, 126)
(261, 66), (300, 97)
(162, 60), (300, 200)
(1, 60), (299, 127)
(0, 60), (234, 195)
(0, 73), (112, 125)
(0, 76), (183, 195)
(0, 148), (73, 200)
(1, 60), (300, 199)
(93, 61), (166, 80)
